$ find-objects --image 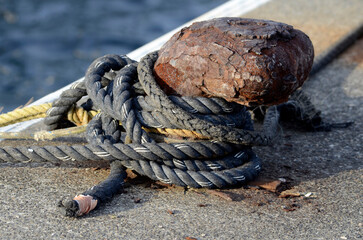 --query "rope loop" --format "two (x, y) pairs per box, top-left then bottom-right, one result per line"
(1, 22), (359, 216)
(1, 52), (286, 216)
(0, 52), (277, 191)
